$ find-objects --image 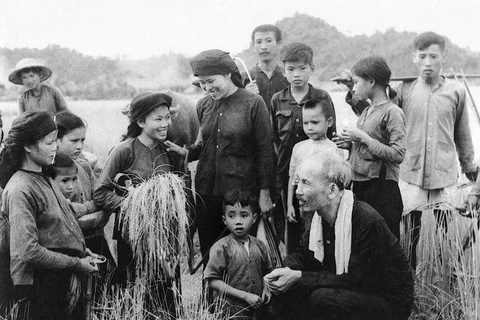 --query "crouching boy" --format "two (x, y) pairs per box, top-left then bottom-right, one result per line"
(204, 189), (273, 319)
